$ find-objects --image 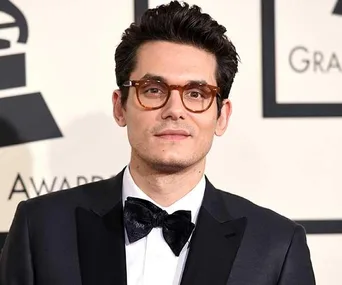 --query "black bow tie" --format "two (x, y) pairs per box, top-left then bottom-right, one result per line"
(123, 197), (195, 256)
